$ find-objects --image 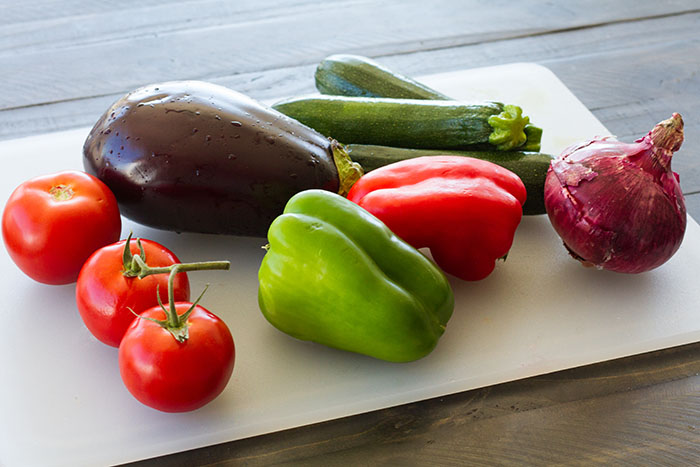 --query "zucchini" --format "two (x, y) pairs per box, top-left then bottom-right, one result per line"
(345, 144), (553, 215)
(314, 54), (542, 151)
(272, 95), (534, 151)
(315, 54), (450, 100)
